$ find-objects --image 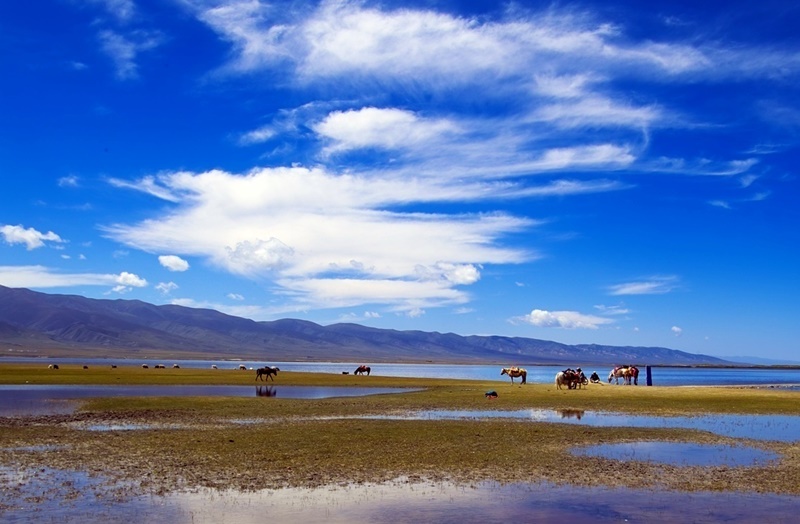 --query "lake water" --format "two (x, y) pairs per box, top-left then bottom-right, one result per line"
(0, 385), (416, 417)
(5, 358), (800, 386)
